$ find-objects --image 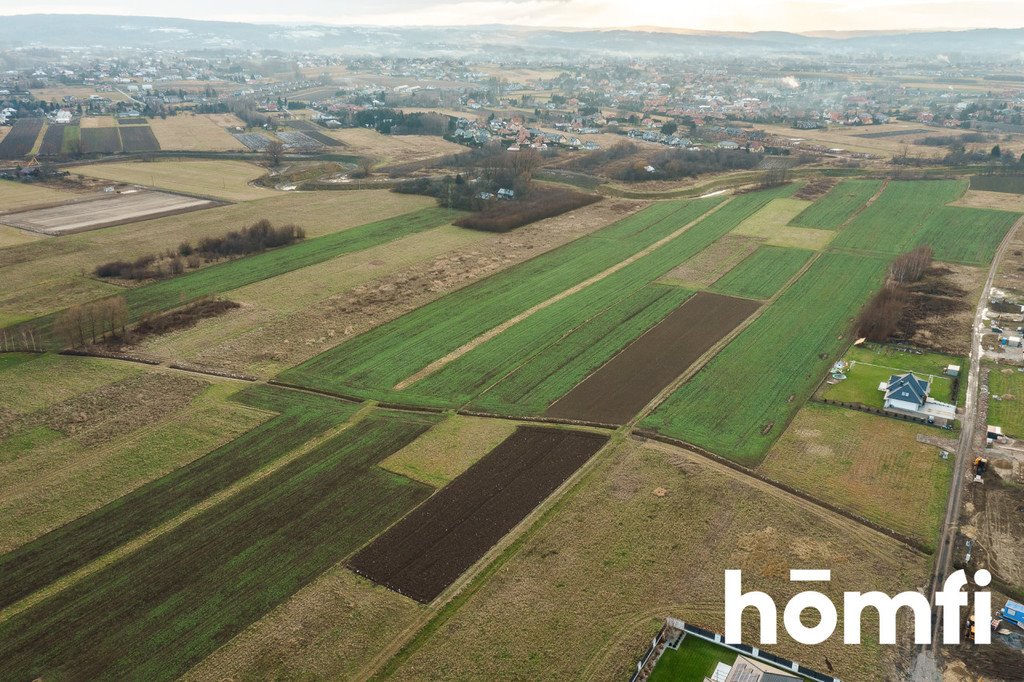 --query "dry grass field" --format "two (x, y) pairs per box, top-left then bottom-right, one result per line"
(79, 116), (119, 128)
(136, 224), (484, 375)
(758, 403), (951, 548)
(384, 438), (929, 682)
(731, 197), (836, 249)
(954, 189), (1024, 213)
(326, 128), (463, 165)
(379, 415), (519, 486)
(757, 122), (951, 157)
(0, 355), (270, 551)
(32, 87), (130, 103)
(130, 198), (644, 376)
(660, 234), (761, 287)
(0, 190), (435, 323)
(0, 180), (80, 213)
(183, 566), (424, 682)
(73, 159), (274, 202)
(202, 112), (246, 128)
(148, 114), (247, 151)
(0, 225), (41, 248)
